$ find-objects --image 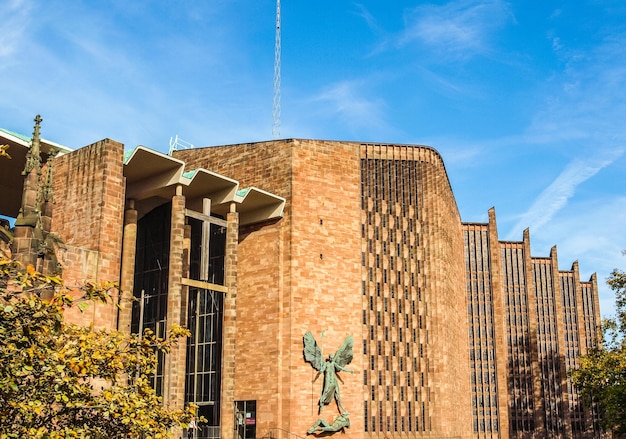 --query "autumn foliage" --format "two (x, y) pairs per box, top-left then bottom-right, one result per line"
(571, 267), (626, 437)
(0, 258), (197, 438)
(0, 144), (9, 159)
